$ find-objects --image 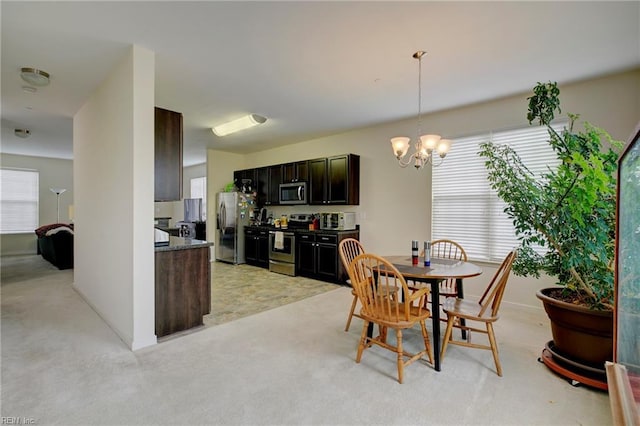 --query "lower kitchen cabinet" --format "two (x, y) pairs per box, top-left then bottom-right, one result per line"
(296, 230), (359, 283)
(155, 239), (212, 337)
(245, 227), (270, 268)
